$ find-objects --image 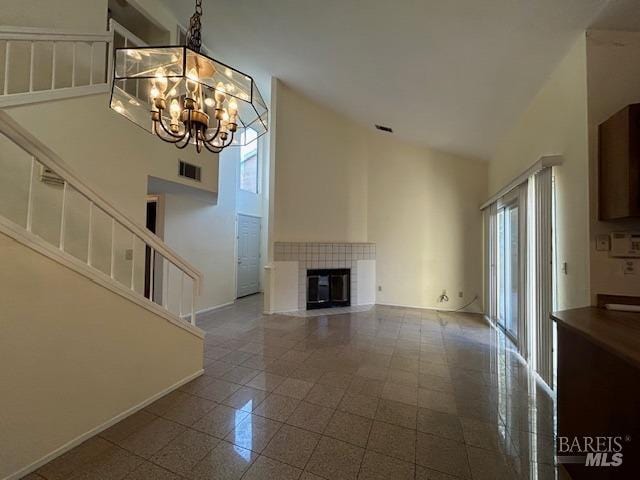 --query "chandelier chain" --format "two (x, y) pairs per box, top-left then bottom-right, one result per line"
(186, 0), (203, 52)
